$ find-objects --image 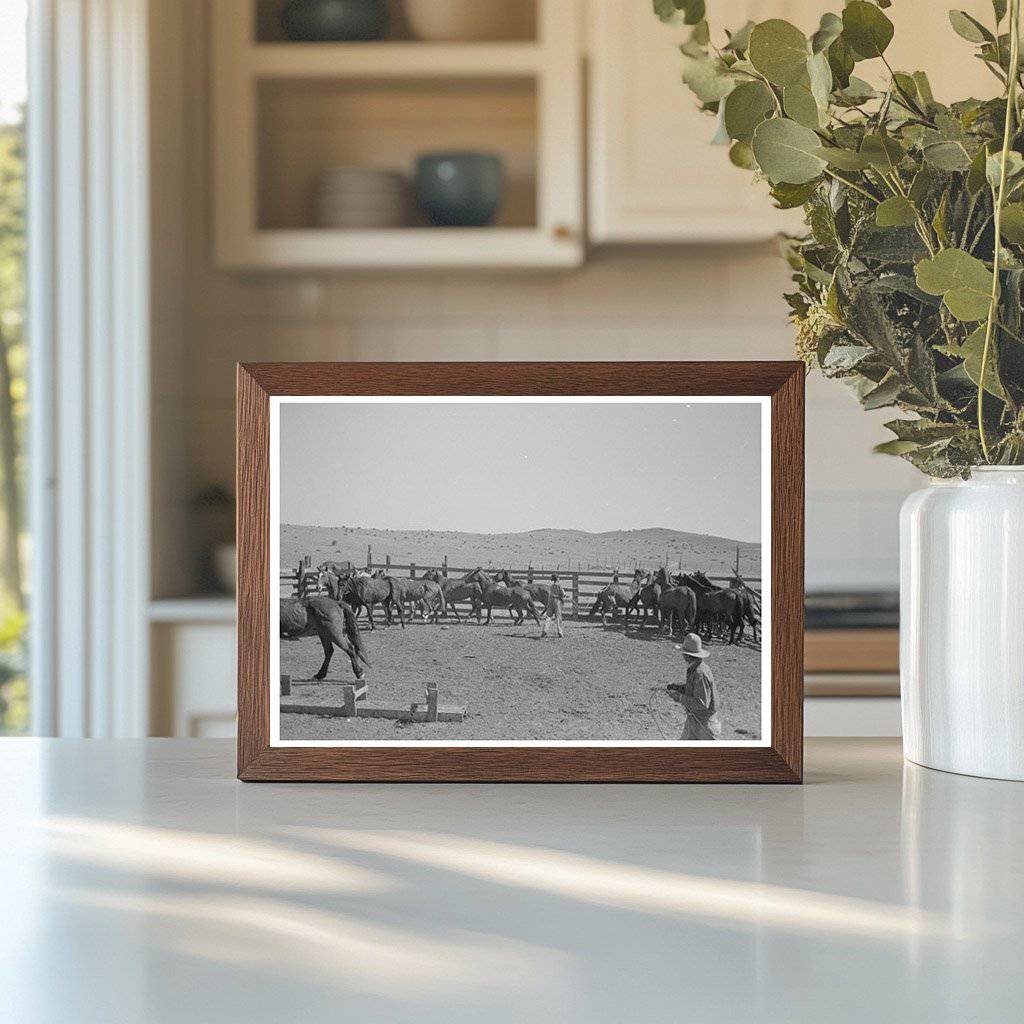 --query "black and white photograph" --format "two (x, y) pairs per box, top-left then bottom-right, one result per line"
(271, 397), (769, 745)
